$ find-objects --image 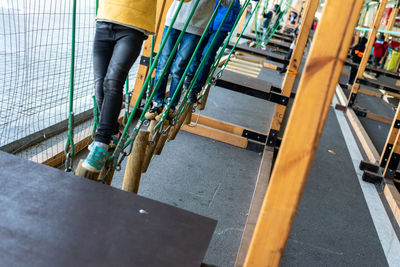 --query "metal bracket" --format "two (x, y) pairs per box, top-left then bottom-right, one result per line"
(140, 56), (150, 67)
(387, 152), (400, 171)
(353, 108), (366, 117)
(348, 93), (357, 107)
(394, 120), (400, 129)
(242, 130), (267, 143)
(268, 92), (289, 106)
(380, 144), (393, 168)
(266, 129), (279, 147)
